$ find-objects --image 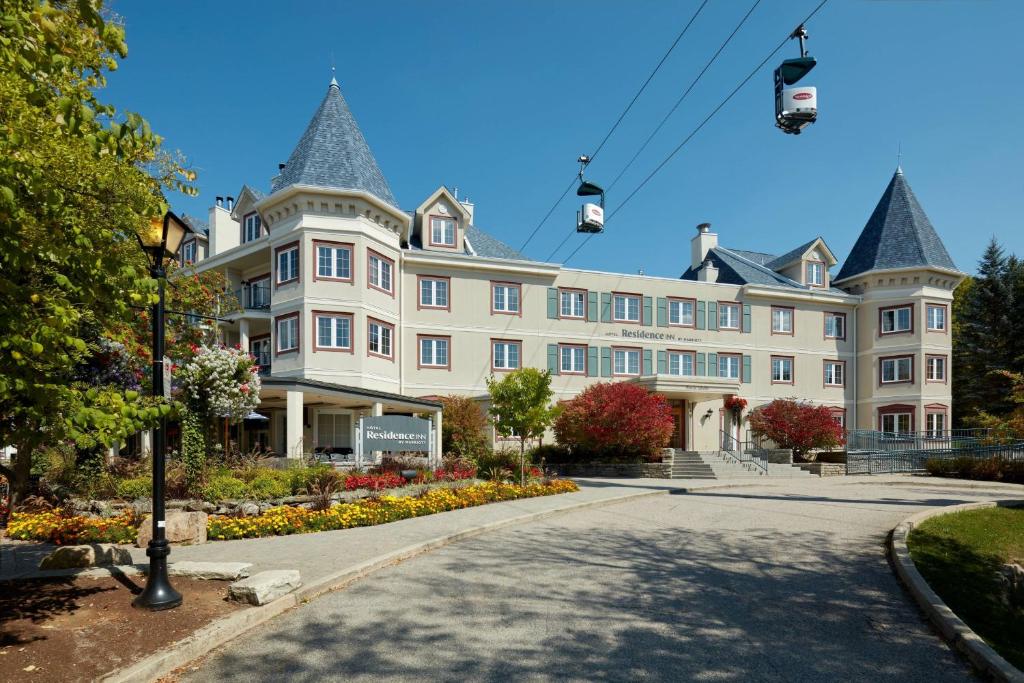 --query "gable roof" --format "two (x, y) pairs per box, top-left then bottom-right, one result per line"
(765, 237), (836, 270)
(680, 246), (803, 288)
(835, 169), (958, 282)
(407, 223), (524, 261)
(270, 78), (397, 207)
